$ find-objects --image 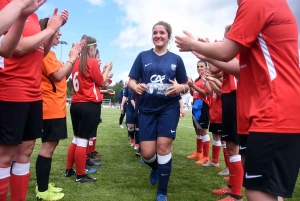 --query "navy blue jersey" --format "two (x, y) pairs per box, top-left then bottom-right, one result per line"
(124, 86), (134, 110)
(118, 89), (124, 103)
(129, 49), (187, 113)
